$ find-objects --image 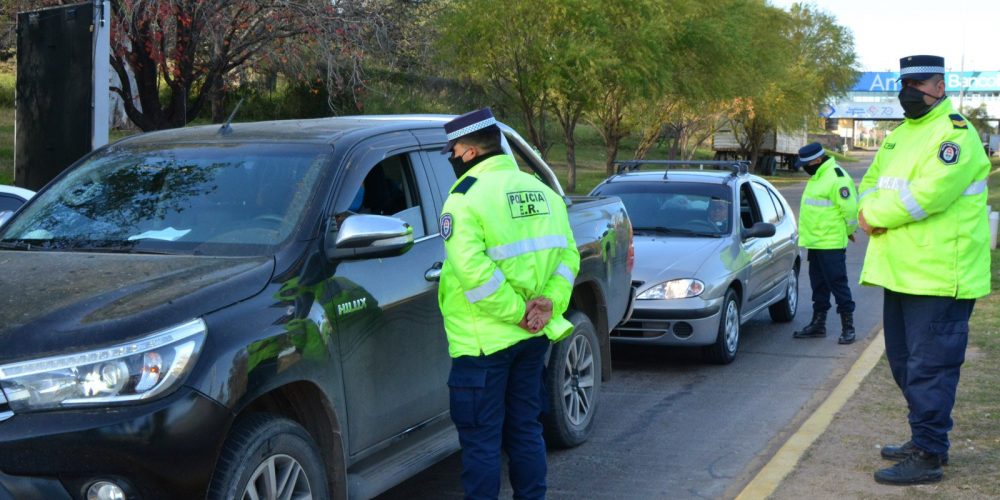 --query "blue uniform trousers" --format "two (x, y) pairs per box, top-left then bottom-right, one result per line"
(883, 289), (975, 455)
(807, 248), (855, 314)
(448, 336), (549, 500)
